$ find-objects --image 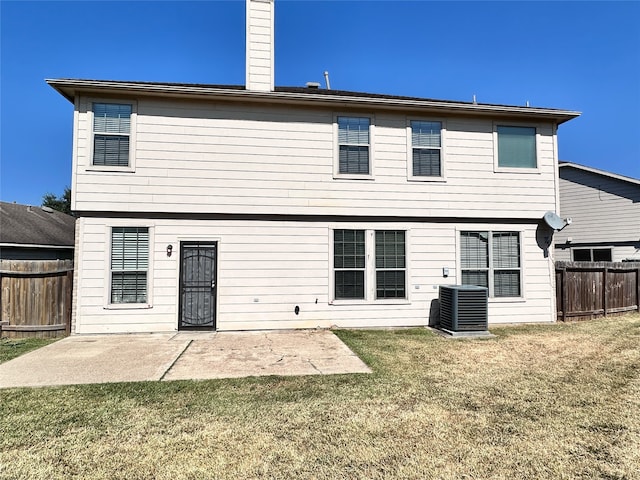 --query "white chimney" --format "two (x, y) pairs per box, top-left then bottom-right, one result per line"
(246, 0), (274, 92)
